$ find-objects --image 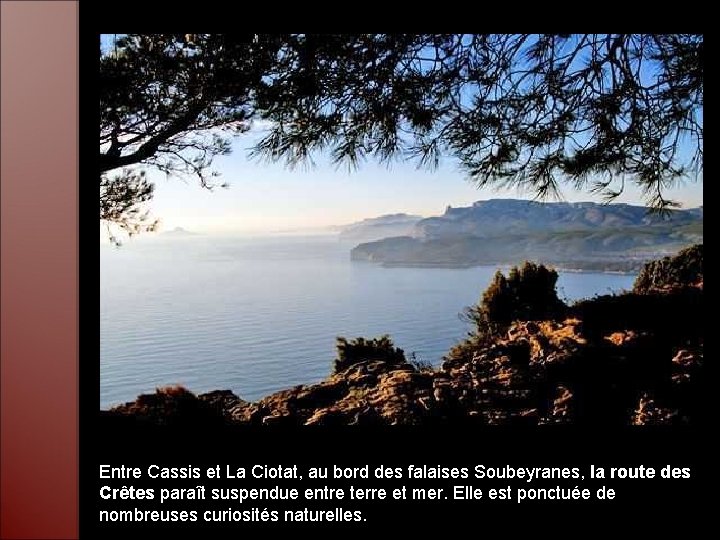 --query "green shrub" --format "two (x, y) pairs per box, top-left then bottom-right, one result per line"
(465, 261), (566, 337)
(333, 335), (406, 374)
